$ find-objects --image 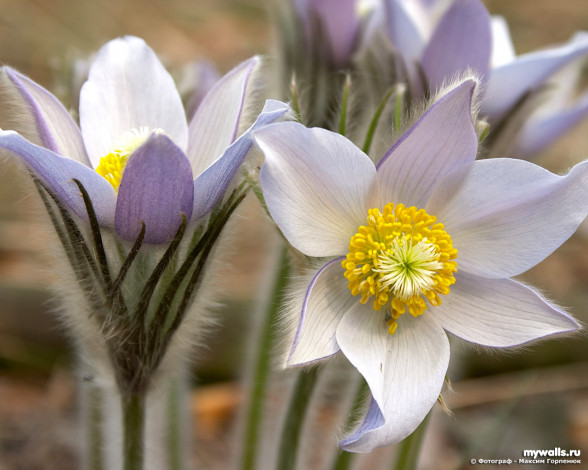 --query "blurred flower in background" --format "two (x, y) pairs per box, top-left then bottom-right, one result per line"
(277, 0), (588, 159)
